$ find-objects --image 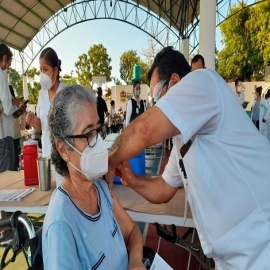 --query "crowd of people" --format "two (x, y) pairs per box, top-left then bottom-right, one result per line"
(1, 41), (270, 269)
(233, 78), (270, 142)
